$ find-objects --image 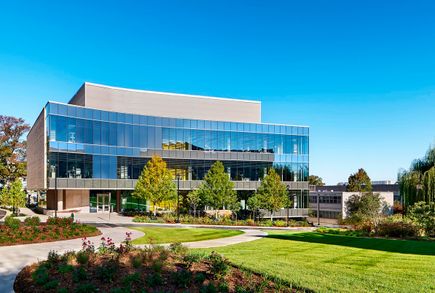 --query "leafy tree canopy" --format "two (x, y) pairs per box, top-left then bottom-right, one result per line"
(197, 161), (238, 213)
(0, 179), (26, 215)
(347, 168), (372, 192)
(133, 156), (176, 216)
(186, 189), (202, 217)
(399, 146), (435, 206)
(254, 168), (289, 220)
(0, 115), (30, 185)
(309, 175), (325, 186)
(345, 192), (387, 225)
